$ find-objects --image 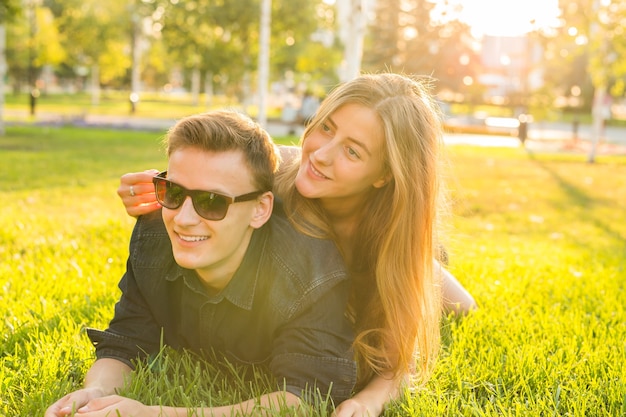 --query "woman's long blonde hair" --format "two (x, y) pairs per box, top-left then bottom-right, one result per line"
(276, 73), (444, 389)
